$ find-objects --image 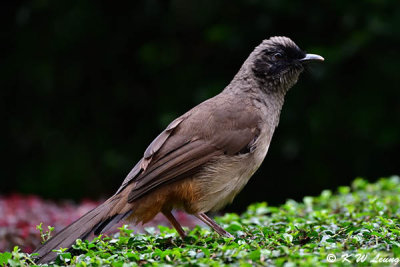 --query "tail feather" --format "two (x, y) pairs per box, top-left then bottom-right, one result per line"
(33, 197), (125, 264)
(93, 211), (132, 235)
